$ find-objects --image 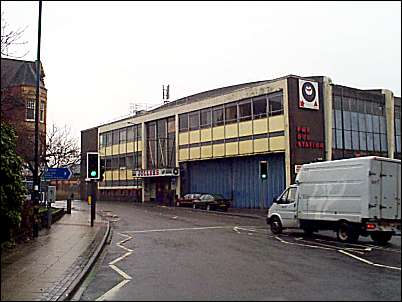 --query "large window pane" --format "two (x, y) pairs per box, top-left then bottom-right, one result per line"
(351, 112), (359, 131)
(359, 132), (367, 151)
(127, 126), (135, 142)
(333, 95), (342, 110)
(395, 118), (401, 135)
(106, 132), (112, 146)
(111, 156), (119, 169)
(335, 110), (343, 130)
(358, 113), (366, 132)
(167, 117), (175, 133)
(213, 107), (224, 126)
(372, 115), (380, 133)
(352, 131), (359, 150)
(342, 97), (351, 111)
(200, 109), (211, 128)
(350, 98), (358, 112)
(189, 111), (200, 131)
(380, 134), (388, 152)
(379, 116), (387, 134)
(366, 132), (374, 151)
(373, 133), (381, 151)
(269, 93), (283, 116)
(136, 125), (142, 140)
(396, 135), (401, 153)
(253, 97), (267, 119)
(336, 129), (343, 149)
(119, 156), (126, 169)
(366, 114), (373, 133)
(239, 101), (251, 121)
(112, 130), (119, 145)
(344, 130), (352, 149)
(179, 113), (188, 132)
(225, 104), (237, 124)
(343, 111), (351, 130)
(119, 128), (127, 144)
